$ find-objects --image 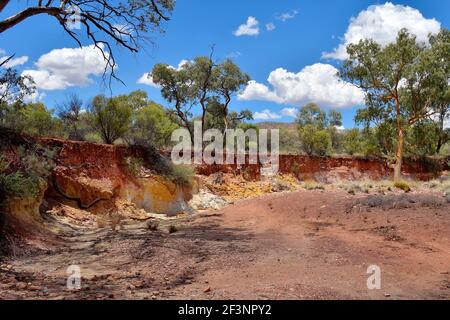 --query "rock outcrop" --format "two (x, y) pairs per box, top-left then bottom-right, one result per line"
(39, 138), (193, 216)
